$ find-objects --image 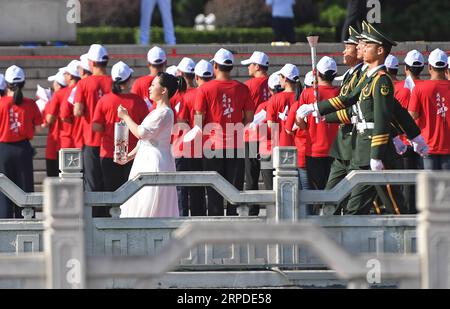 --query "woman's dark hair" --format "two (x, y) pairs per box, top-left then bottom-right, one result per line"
(112, 75), (132, 95)
(386, 68), (398, 76)
(7, 82), (25, 105)
(281, 74), (303, 100)
(319, 70), (337, 83)
(157, 72), (187, 99)
(181, 72), (195, 81)
(406, 65), (424, 77)
(0, 89), (5, 97)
